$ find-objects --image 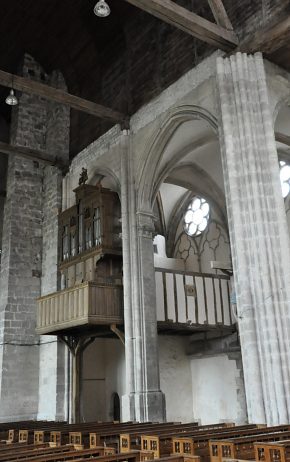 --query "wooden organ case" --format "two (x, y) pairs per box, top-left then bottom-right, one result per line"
(59, 183), (122, 290)
(36, 183), (123, 336)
